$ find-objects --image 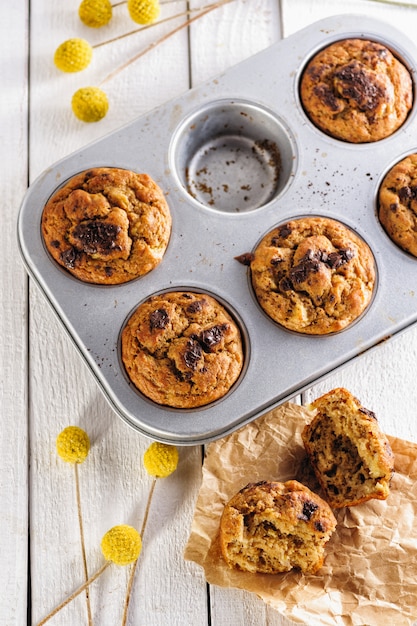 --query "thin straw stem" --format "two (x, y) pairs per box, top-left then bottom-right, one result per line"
(120, 478), (157, 626)
(74, 463), (93, 626)
(366, 0), (417, 7)
(37, 562), (110, 626)
(112, 0), (195, 6)
(99, 0), (234, 86)
(93, 6), (212, 49)
(140, 477), (157, 537)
